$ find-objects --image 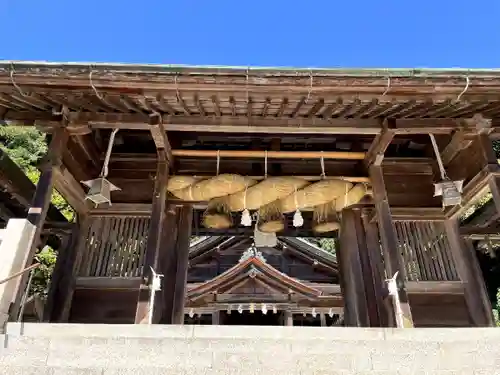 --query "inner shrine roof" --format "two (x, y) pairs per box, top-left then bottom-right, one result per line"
(187, 251), (323, 302)
(188, 235), (338, 273)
